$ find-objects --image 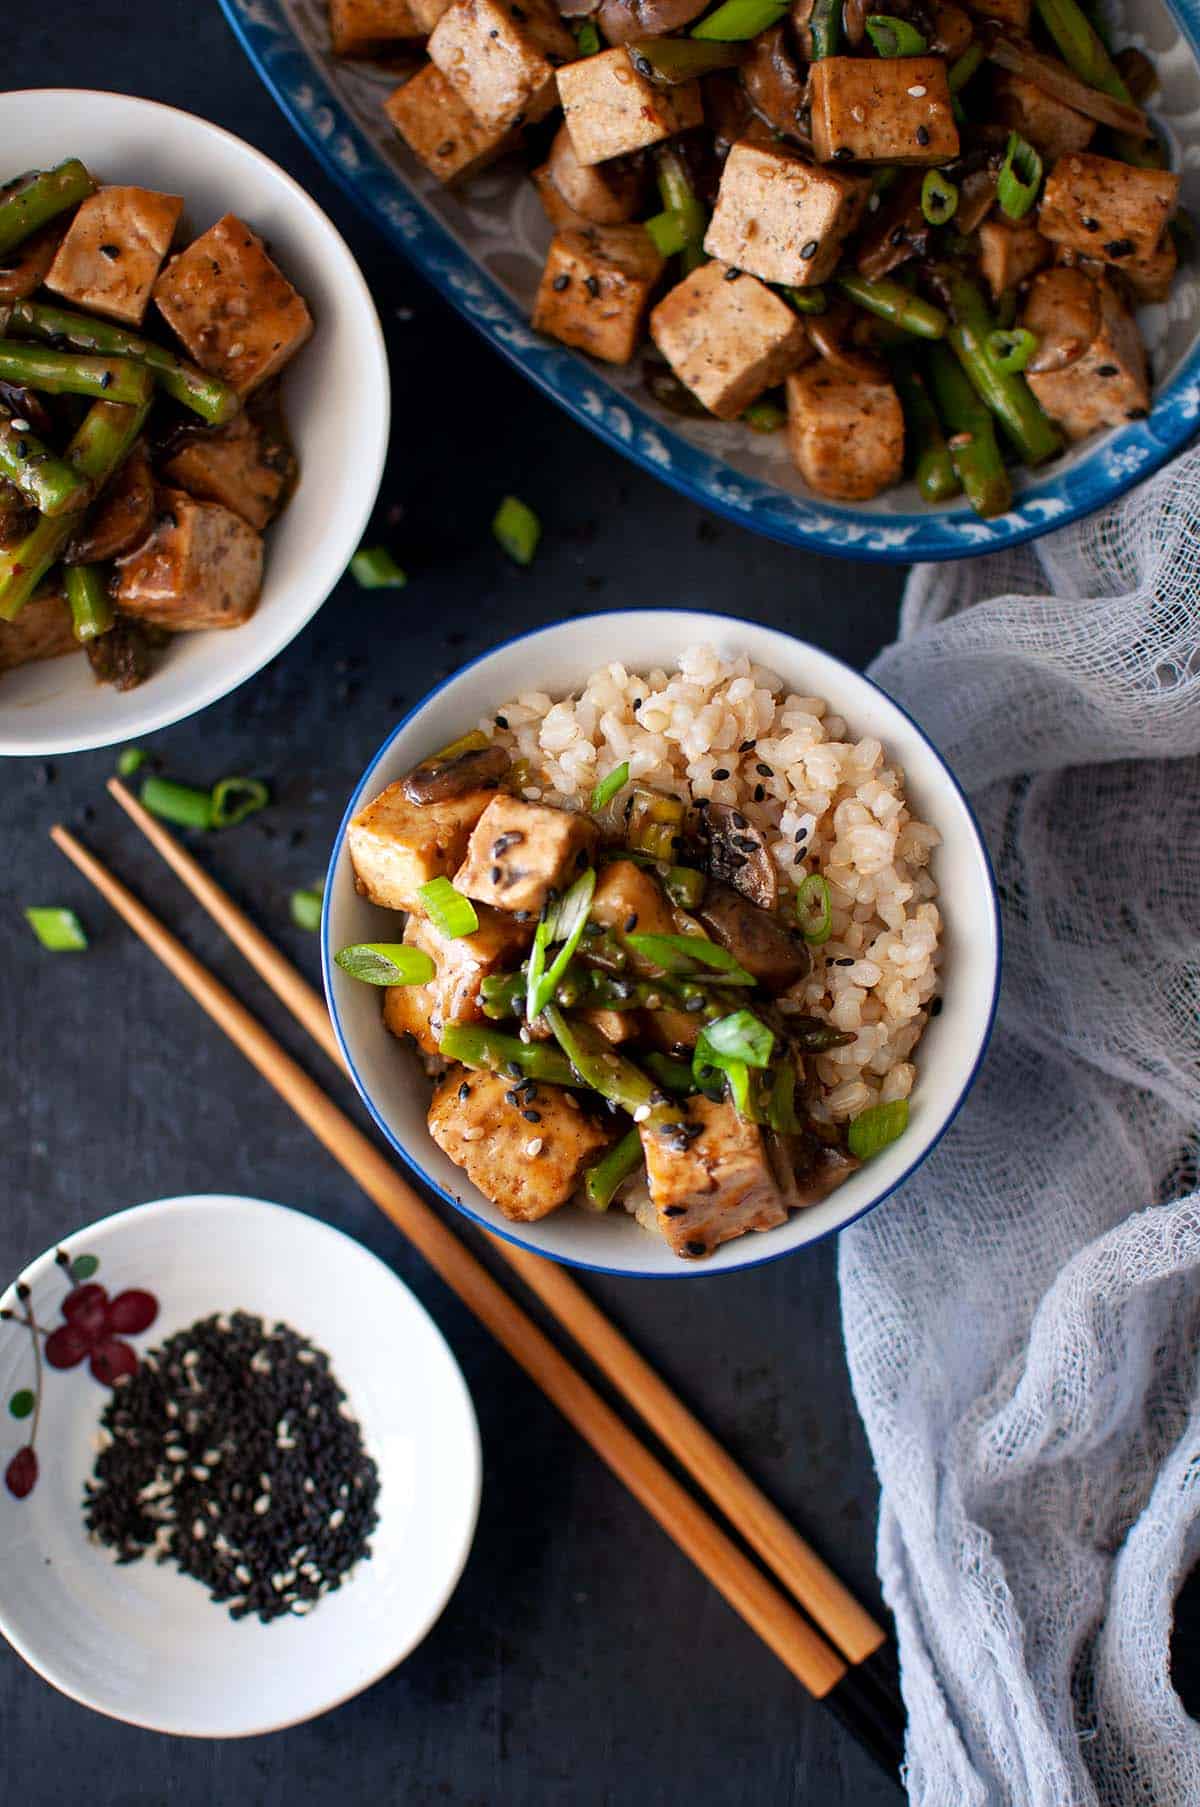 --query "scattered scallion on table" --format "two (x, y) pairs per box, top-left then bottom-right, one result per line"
(350, 545), (407, 589)
(24, 906), (88, 951)
(116, 746), (149, 778)
(418, 875), (479, 939)
(492, 495), (541, 566)
(139, 775), (214, 831)
(848, 1098), (910, 1158)
(335, 944), (437, 986)
(210, 776), (270, 829)
(290, 885), (325, 933)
